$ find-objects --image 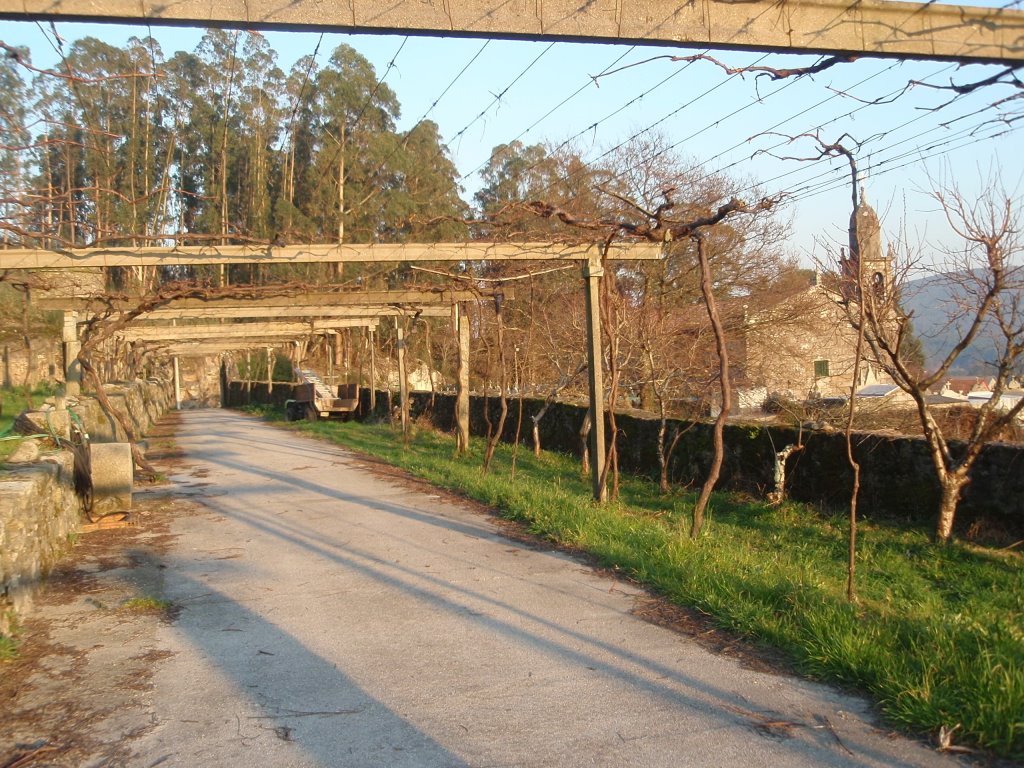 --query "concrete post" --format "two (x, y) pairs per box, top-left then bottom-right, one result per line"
(369, 328), (377, 413)
(62, 311), (81, 397)
(173, 356), (181, 410)
(455, 302), (471, 455)
(584, 255), (607, 502)
(396, 319), (409, 437)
